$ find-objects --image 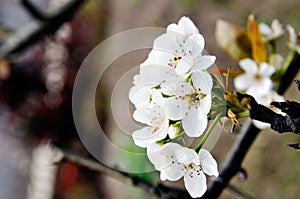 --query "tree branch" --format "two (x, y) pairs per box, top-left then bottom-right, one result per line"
(203, 53), (300, 198)
(0, 0), (87, 58)
(50, 142), (194, 199)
